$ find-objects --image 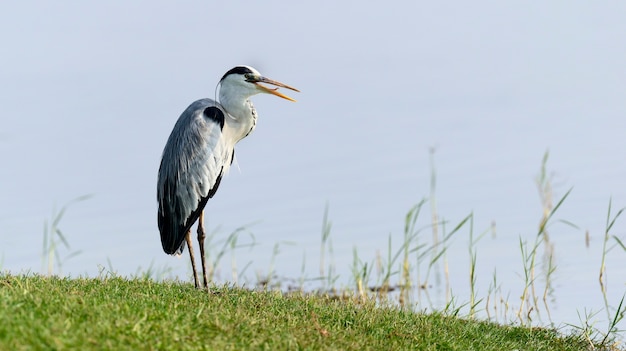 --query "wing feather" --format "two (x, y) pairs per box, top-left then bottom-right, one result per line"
(157, 99), (232, 255)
